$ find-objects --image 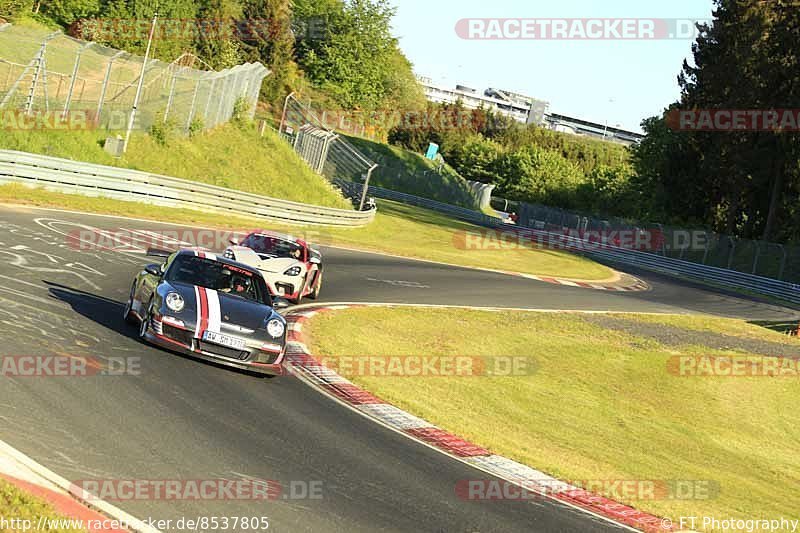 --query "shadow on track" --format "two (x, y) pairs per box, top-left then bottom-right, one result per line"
(45, 280), (140, 342)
